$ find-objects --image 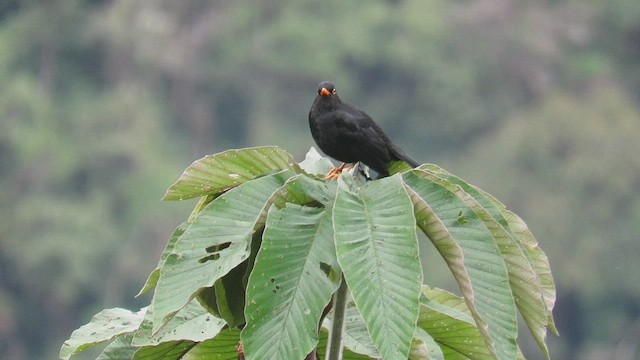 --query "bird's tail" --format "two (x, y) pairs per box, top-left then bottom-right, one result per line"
(391, 146), (419, 168)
